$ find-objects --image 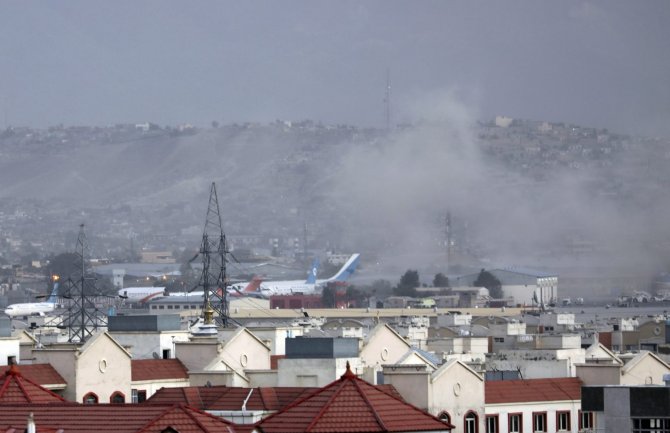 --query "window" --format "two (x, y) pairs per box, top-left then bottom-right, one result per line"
(158, 305), (165, 310)
(110, 391), (125, 404)
(132, 389), (147, 403)
(6, 356), (16, 365)
(532, 412), (547, 432)
(494, 337), (505, 343)
(162, 349), (171, 359)
(556, 411), (570, 431)
(465, 411), (479, 433)
(486, 415), (499, 433)
(509, 413), (522, 433)
(579, 411), (594, 430)
(438, 411), (451, 425)
(632, 418), (670, 433)
(83, 392), (99, 404)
